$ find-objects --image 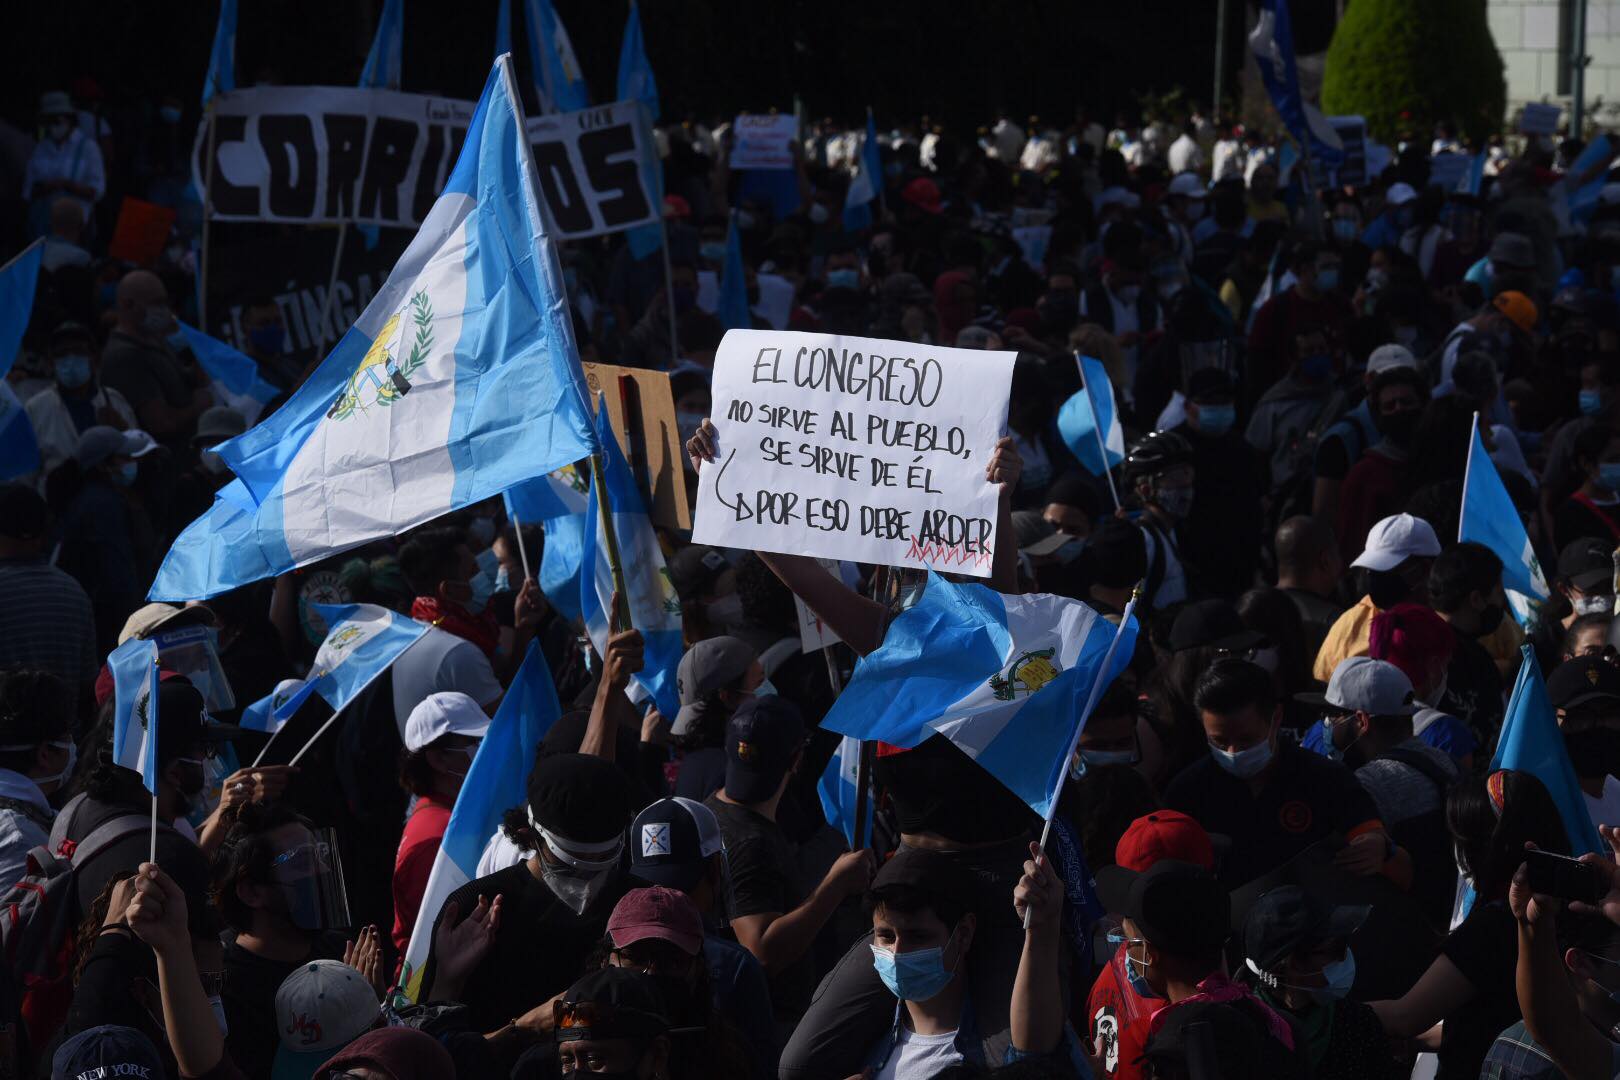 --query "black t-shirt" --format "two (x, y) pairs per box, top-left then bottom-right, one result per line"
(222, 931), (346, 1079)
(1438, 899), (1521, 1080)
(1163, 742), (1382, 889)
(874, 735), (1036, 843)
(704, 795), (812, 1021)
(675, 747), (727, 802)
(1437, 627), (1505, 742)
(1281, 587), (1345, 666)
(422, 860), (629, 1033)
